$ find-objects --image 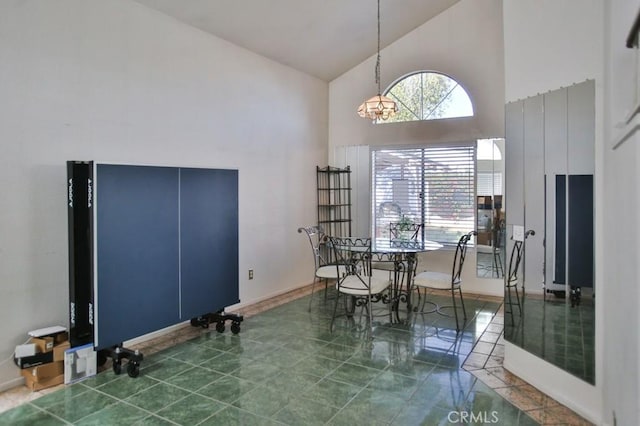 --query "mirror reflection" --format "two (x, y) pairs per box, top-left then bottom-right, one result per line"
(476, 138), (506, 279)
(503, 80), (595, 384)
